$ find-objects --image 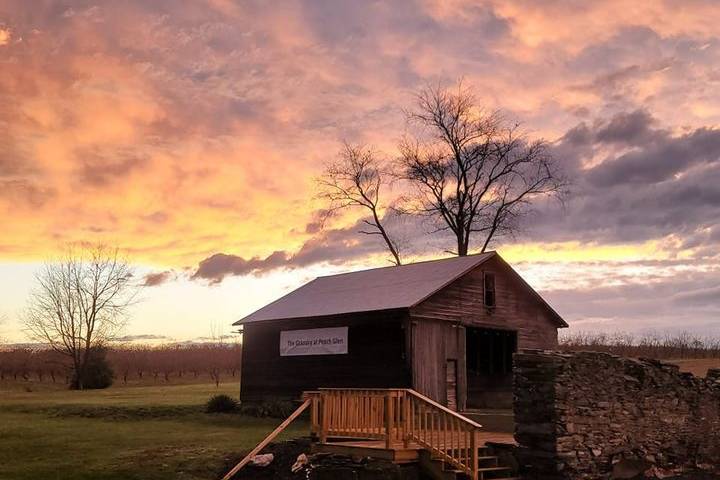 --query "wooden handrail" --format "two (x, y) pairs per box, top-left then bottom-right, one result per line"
(220, 398), (311, 480)
(403, 389), (482, 480)
(404, 389), (482, 428)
